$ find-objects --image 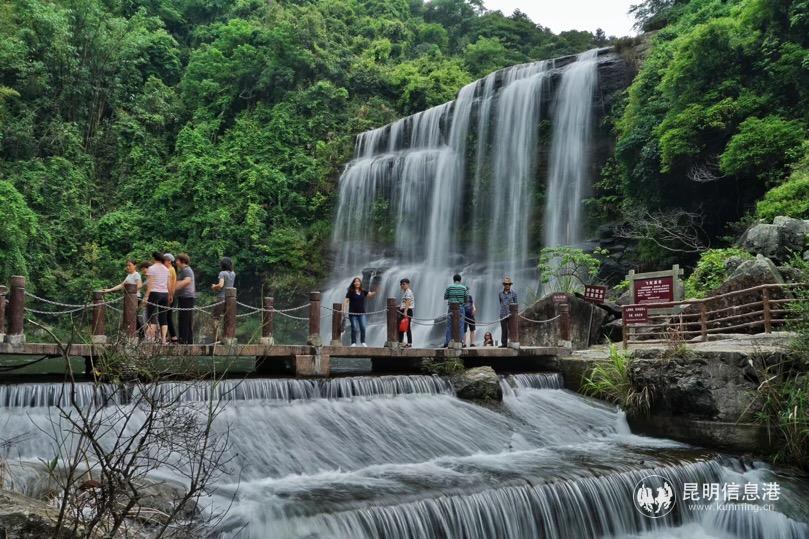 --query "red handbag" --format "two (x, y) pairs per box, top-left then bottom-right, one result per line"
(398, 316), (410, 333)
